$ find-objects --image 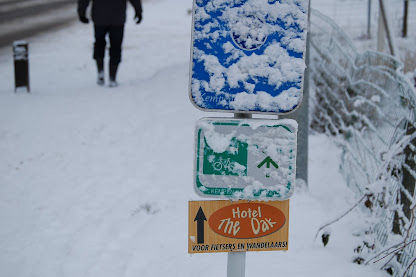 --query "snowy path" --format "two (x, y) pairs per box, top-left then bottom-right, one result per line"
(0, 0), (388, 276)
